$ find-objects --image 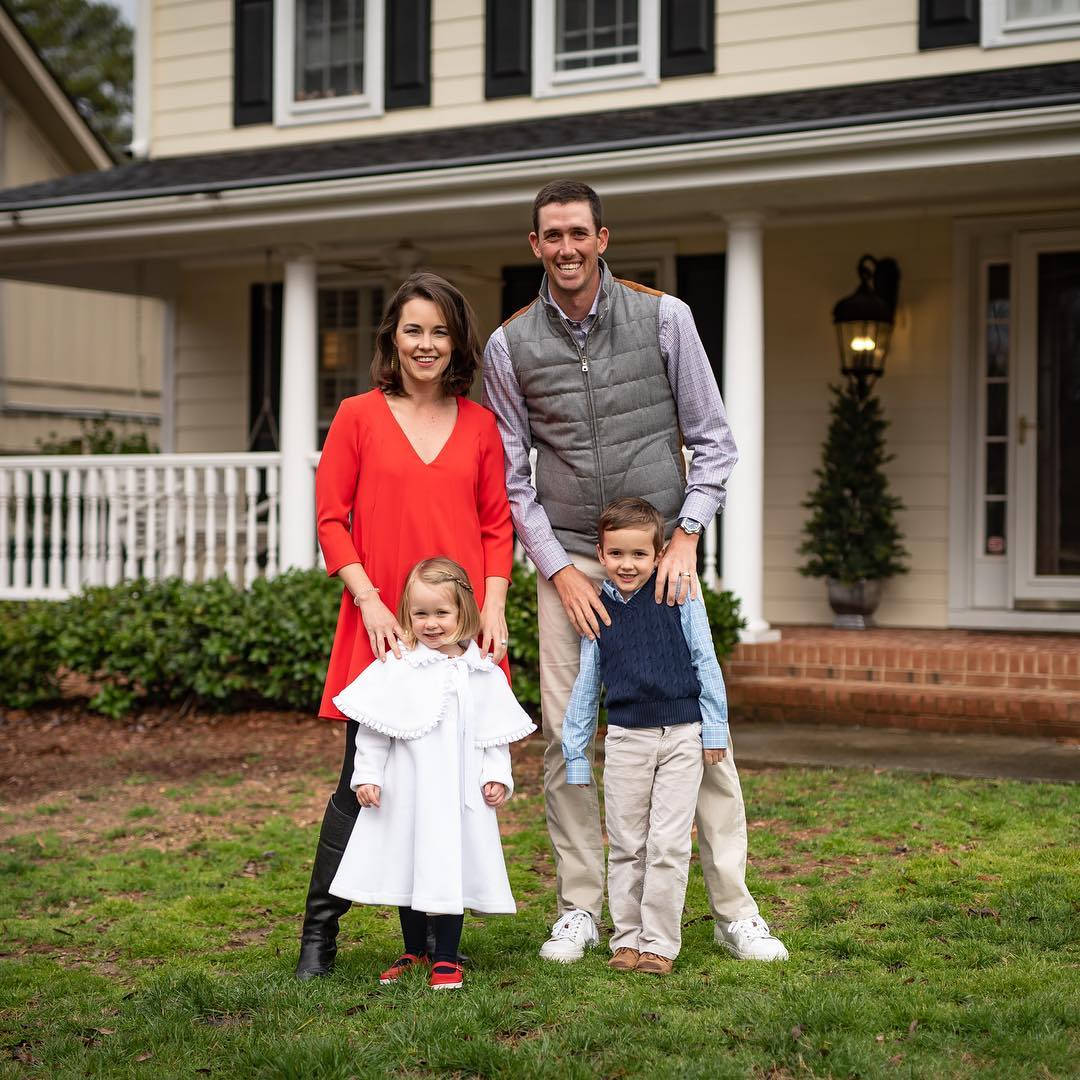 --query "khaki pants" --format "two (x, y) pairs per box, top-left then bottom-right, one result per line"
(536, 551), (759, 924)
(604, 723), (703, 959)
